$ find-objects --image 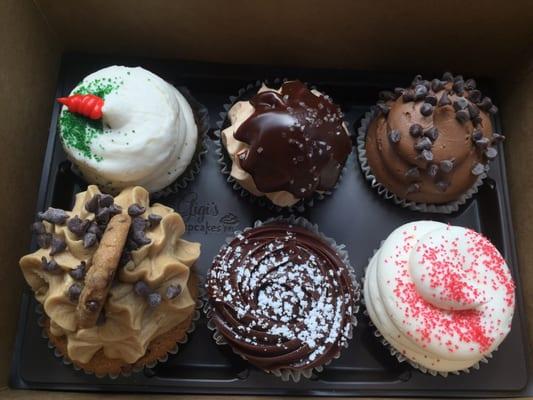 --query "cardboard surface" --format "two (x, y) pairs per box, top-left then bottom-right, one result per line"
(1, 0), (532, 398)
